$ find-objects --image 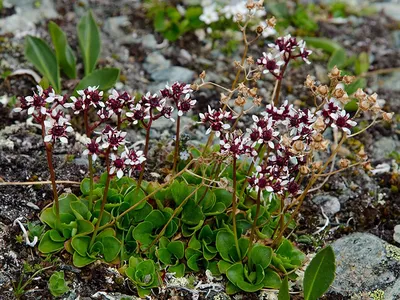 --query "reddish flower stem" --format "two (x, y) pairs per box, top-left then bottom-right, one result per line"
(231, 157), (241, 259)
(84, 110), (94, 211)
(172, 115), (181, 174)
(138, 119), (152, 185)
